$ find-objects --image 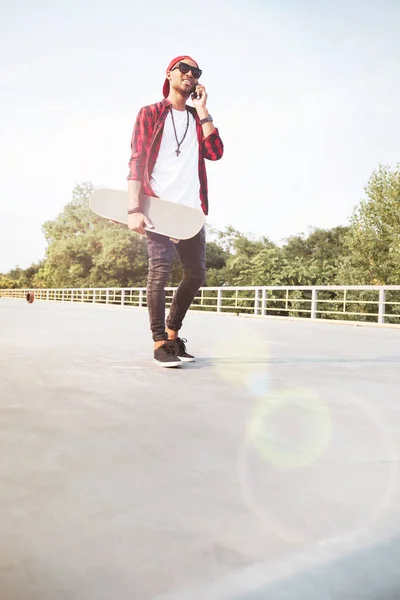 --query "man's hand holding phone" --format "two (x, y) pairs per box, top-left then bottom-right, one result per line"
(192, 84), (207, 108)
